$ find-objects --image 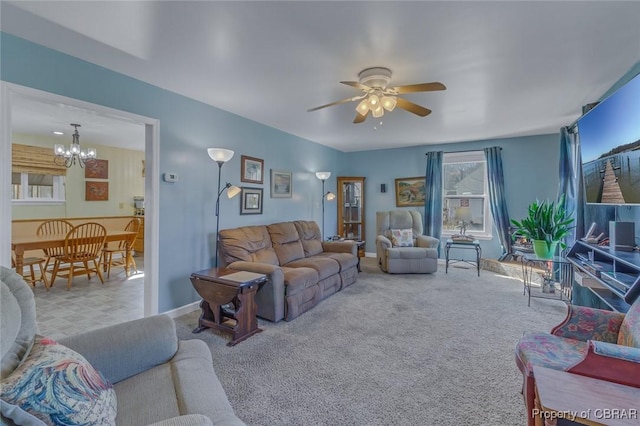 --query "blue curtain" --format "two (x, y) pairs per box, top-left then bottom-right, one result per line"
(557, 126), (584, 247)
(424, 151), (443, 248)
(483, 147), (512, 260)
